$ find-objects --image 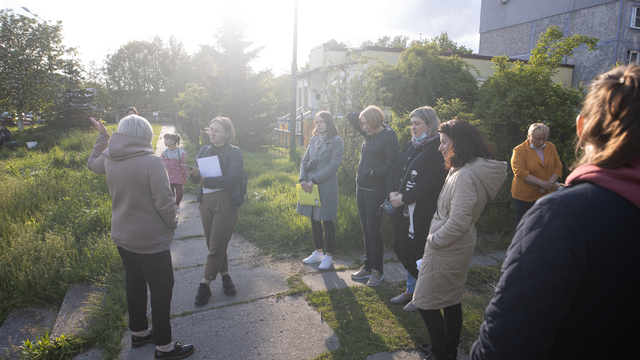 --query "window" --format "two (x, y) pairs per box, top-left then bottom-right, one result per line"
(627, 50), (640, 65)
(632, 6), (640, 29)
